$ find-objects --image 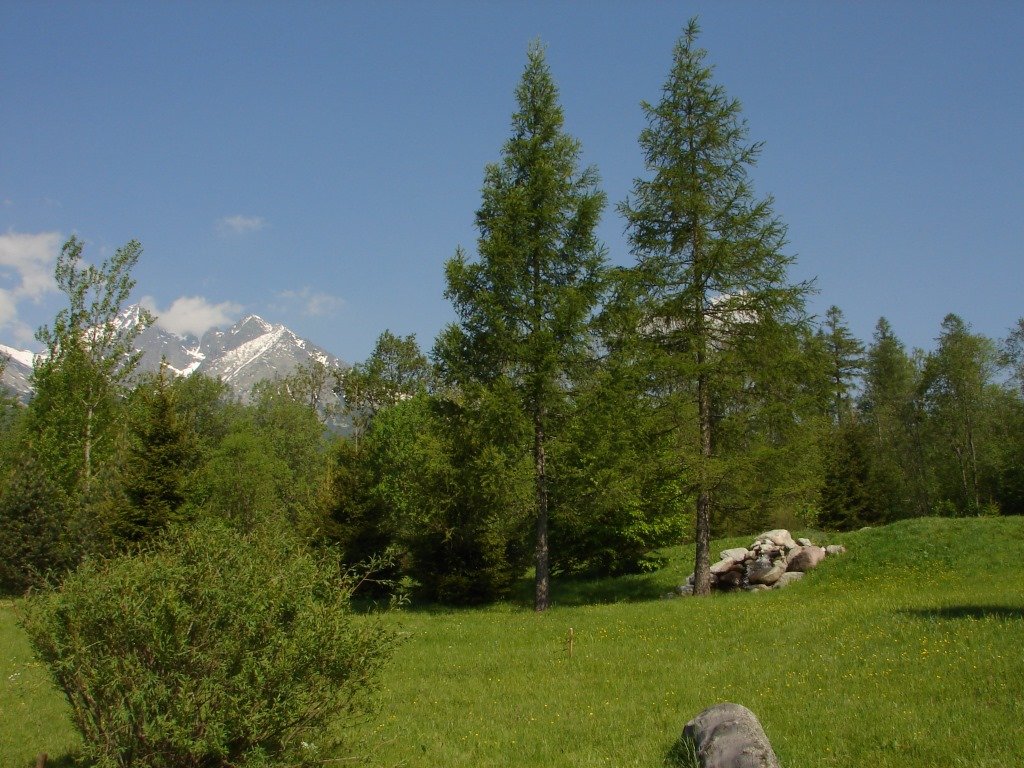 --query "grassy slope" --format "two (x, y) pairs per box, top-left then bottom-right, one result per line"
(3, 517), (1023, 767)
